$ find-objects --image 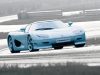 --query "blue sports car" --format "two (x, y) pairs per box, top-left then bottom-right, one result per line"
(7, 20), (86, 53)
